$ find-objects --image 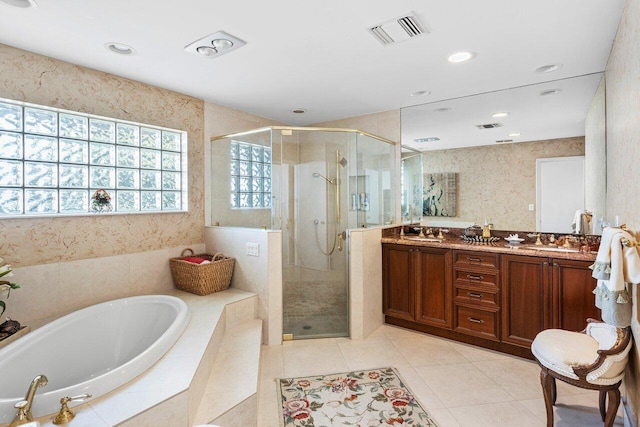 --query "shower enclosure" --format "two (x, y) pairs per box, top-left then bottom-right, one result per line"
(400, 146), (423, 223)
(210, 127), (396, 339)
